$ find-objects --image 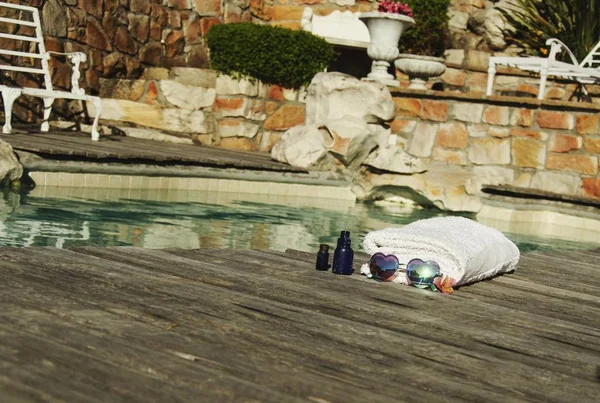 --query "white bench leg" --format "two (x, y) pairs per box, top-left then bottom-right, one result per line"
(2, 88), (22, 134)
(486, 62), (496, 96)
(538, 70), (548, 100)
(88, 97), (102, 141)
(41, 97), (54, 132)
